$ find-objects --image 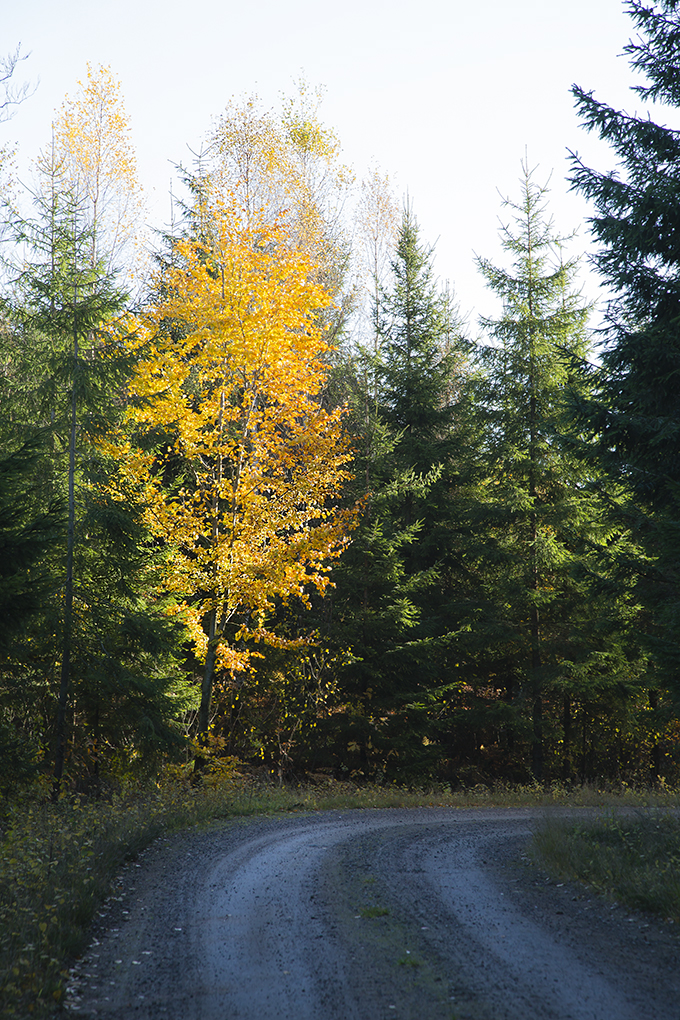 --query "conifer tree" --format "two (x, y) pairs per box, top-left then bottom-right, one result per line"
(8, 188), (191, 789)
(467, 163), (609, 780)
(570, 0), (680, 716)
(377, 205), (468, 580)
(0, 64), (191, 788)
(321, 206), (468, 780)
